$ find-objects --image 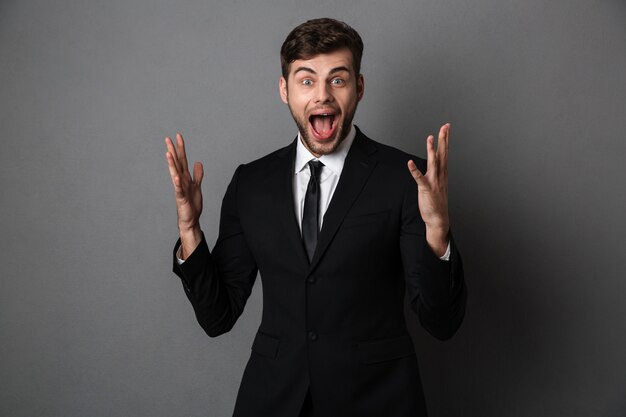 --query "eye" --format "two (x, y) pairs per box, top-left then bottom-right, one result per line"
(302, 79), (313, 86)
(331, 78), (344, 86)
